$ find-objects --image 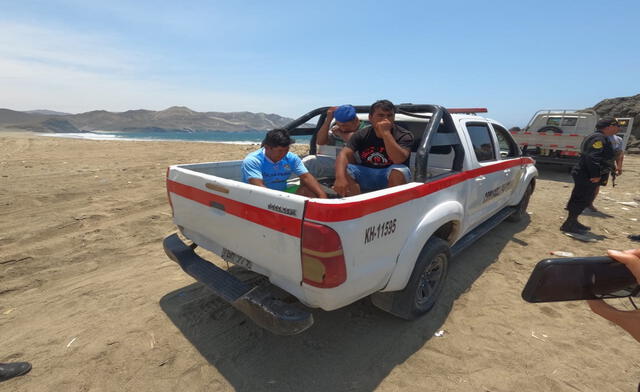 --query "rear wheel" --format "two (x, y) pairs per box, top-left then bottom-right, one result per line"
(372, 237), (450, 320)
(414, 249), (448, 311)
(537, 126), (562, 134)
